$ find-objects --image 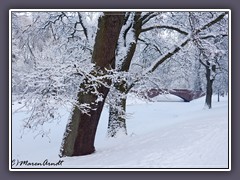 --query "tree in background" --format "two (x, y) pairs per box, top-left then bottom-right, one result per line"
(189, 12), (228, 108)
